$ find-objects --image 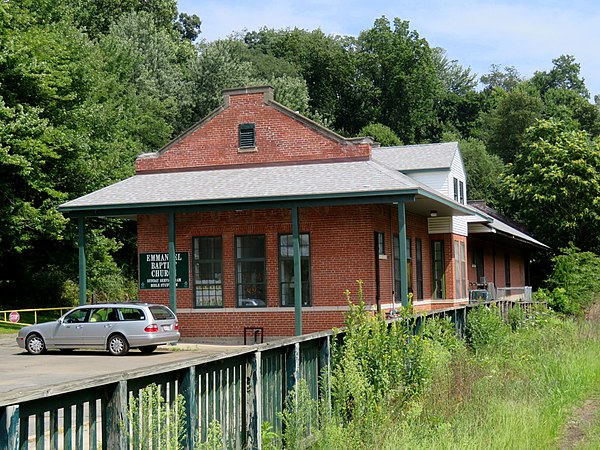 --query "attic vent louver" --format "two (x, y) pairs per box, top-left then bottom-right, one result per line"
(239, 123), (256, 149)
